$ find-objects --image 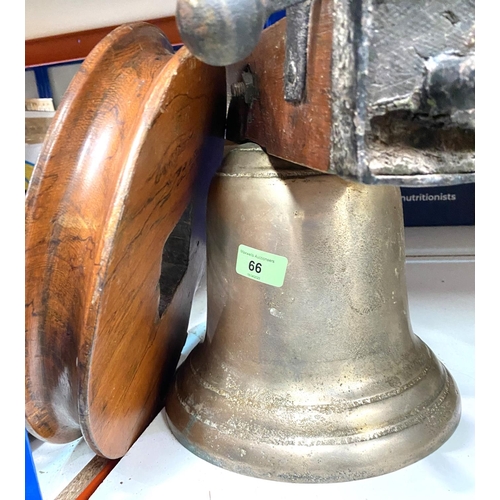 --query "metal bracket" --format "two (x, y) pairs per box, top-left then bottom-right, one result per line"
(175, 0), (312, 102)
(284, 1), (312, 102)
